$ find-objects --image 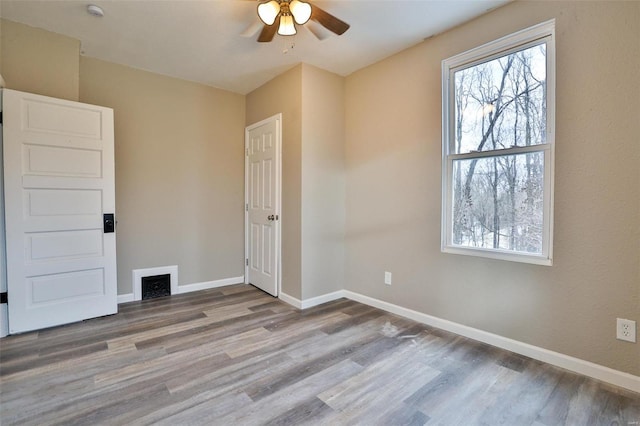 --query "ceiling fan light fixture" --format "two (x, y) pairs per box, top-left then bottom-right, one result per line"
(289, 0), (311, 25)
(257, 0), (280, 26)
(254, 0), (348, 42)
(278, 14), (297, 36)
